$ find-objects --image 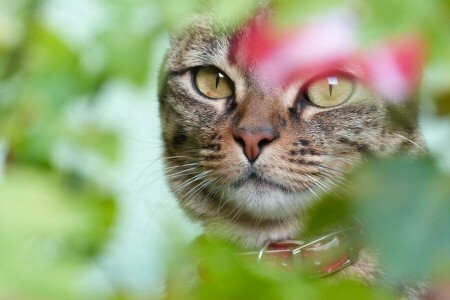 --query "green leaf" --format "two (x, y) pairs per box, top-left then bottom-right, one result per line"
(351, 157), (450, 281)
(303, 192), (355, 238)
(0, 166), (116, 299)
(166, 235), (396, 300)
